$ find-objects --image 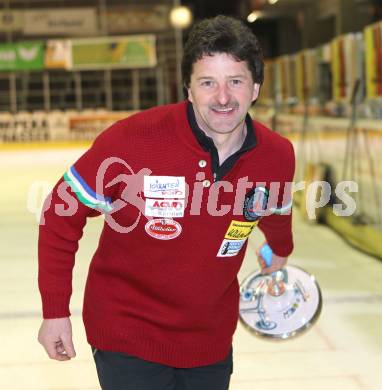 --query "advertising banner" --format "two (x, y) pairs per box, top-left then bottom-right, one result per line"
(71, 35), (157, 70)
(316, 43), (331, 63)
(365, 21), (382, 99)
(0, 41), (44, 71)
(0, 10), (23, 32)
(106, 5), (170, 33)
(45, 40), (72, 69)
(315, 43), (332, 102)
(350, 33), (364, 97)
(288, 56), (297, 101)
(331, 37), (346, 101)
(278, 56), (289, 101)
(269, 55), (296, 104)
(261, 59), (275, 103)
(23, 8), (97, 36)
(305, 49), (318, 99)
(295, 52), (307, 102)
(332, 33), (364, 102)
